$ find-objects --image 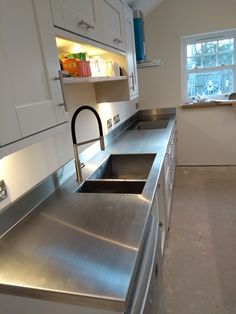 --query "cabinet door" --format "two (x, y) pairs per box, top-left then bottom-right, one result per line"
(100, 0), (126, 51)
(0, 47), (21, 146)
(0, 0), (67, 147)
(163, 126), (176, 229)
(33, 0), (68, 126)
(50, 0), (102, 42)
(156, 172), (166, 255)
(123, 6), (138, 98)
